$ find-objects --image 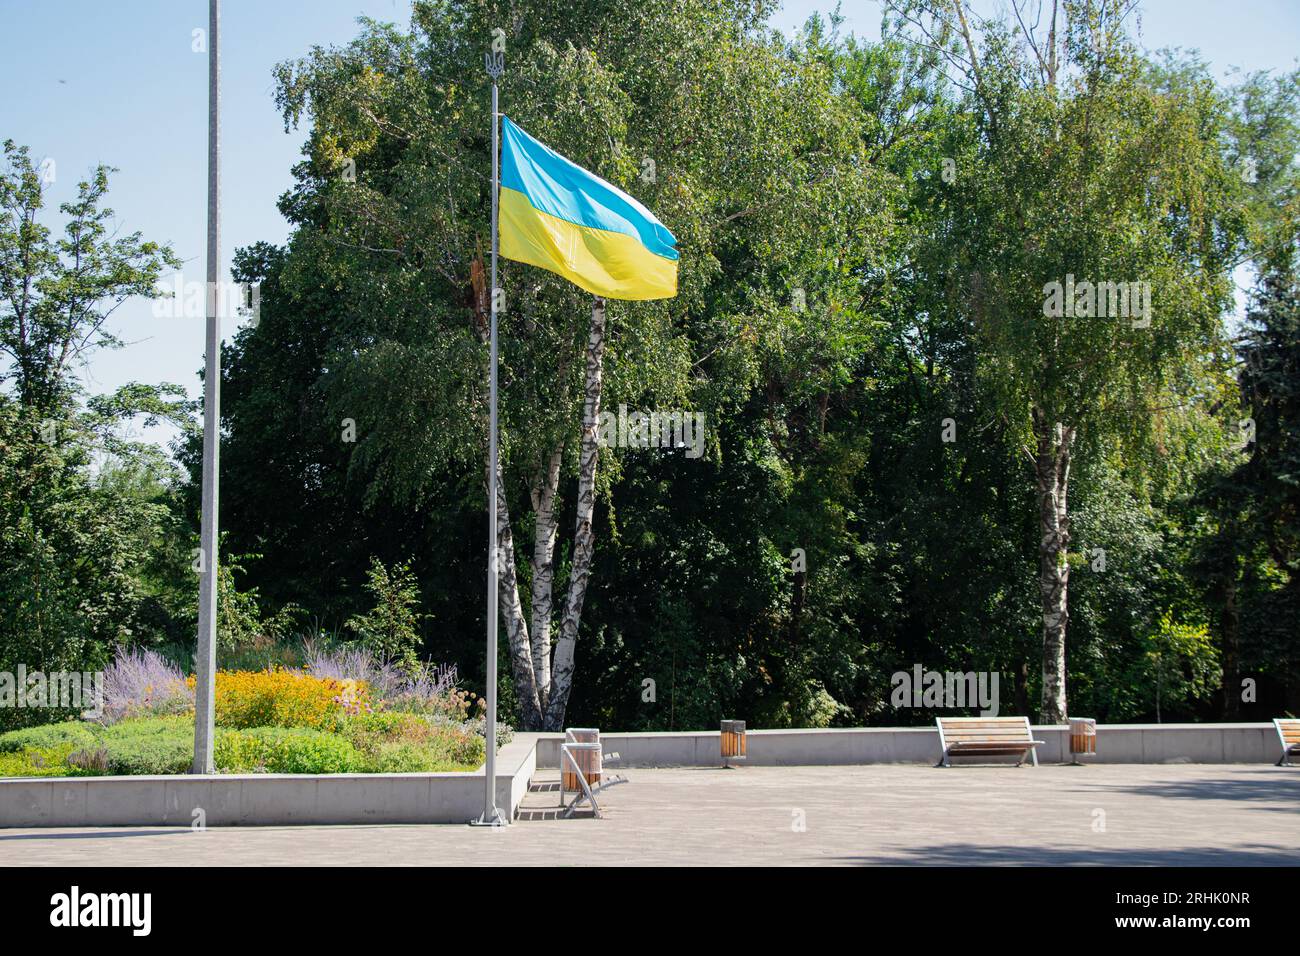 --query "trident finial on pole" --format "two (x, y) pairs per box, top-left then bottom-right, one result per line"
(485, 24), (505, 79)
